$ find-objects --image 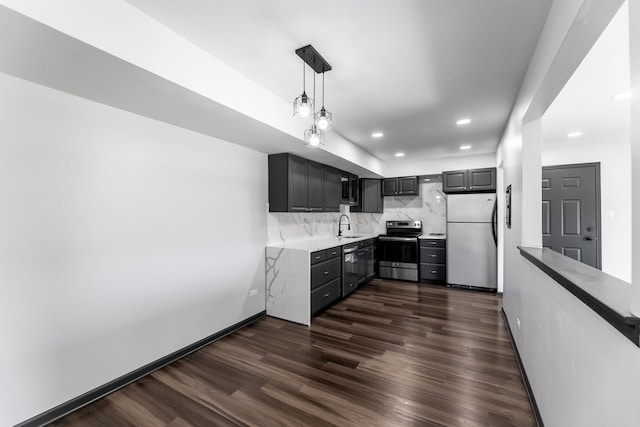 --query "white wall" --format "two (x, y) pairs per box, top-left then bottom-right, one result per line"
(542, 137), (632, 281)
(630, 0), (640, 316)
(384, 153), (496, 177)
(0, 73), (267, 426)
(498, 0), (640, 425)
